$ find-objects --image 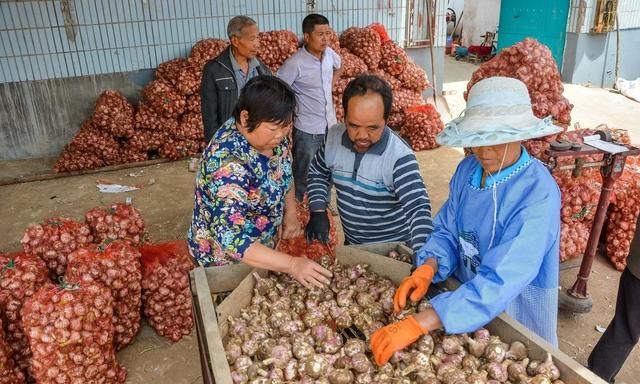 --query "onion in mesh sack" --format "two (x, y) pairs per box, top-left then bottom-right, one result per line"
(90, 90), (135, 139)
(368, 69), (402, 90)
(66, 240), (142, 350)
(276, 197), (338, 263)
(465, 38), (573, 126)
(392, 88), (424, 114)
(85, 203), (145, 246)
(188, 38), (229, 68)
(339, 27), (382, 70)
(397, 62), (430, 92)
(135, 103), (179, 134)
(141, 240), (195, 342)
(379, 41), (408, 76)
(0, 252), (50, 377)
(21, 217), (94, 278)
(22, 280), (126, 384)
(327, 29), (341, 51)
(387, 112), (405, 131)
(176, 63), (203, 96)
(257, 30), (300, 73)
(333, 77), (354, 123)
(119, 146), (149, 164)
(176, 112), (205, 141)
(338, 48), (367, 78)
(160, 138), (204, 161)
(62, 120), (121, 165)
(186, 94), (202, 114)
(401, 104), (444, 151)
(605, 170), (640, 270)
(559, 220), (591, 262)
(127, 129), (170, 153)
(142, 79), (186, 118)
(155, 58), (186, 87)
(53, 150), (106, 173)
(0, 316), (26, 384)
